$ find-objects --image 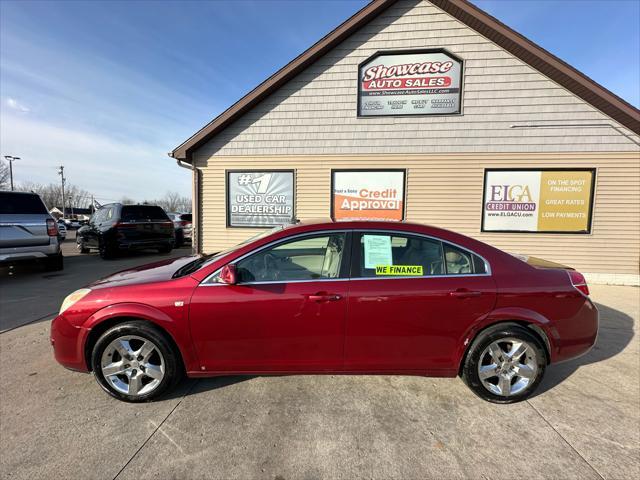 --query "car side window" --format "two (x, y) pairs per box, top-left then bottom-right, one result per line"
(443, 244), (487, 275)
(236, 233), (347, 283)
(358, 233), (444, 278)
